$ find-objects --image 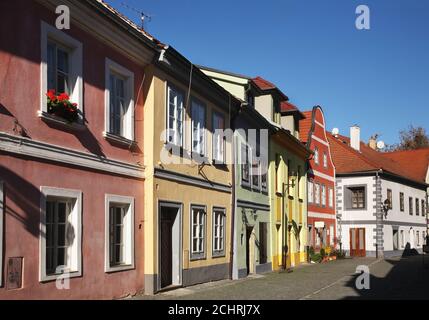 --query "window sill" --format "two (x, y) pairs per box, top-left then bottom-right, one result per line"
(212, 252), (226, 259)
(189, 255), (206, 262)
(38, 111), (86, 132)
(40, 270), (82, 283)
(105, 264), (135, 274)
(103, 132), (137, 149)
